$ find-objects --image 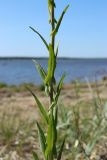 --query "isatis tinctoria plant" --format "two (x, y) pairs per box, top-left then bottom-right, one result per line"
(29, 1), (69, 160)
